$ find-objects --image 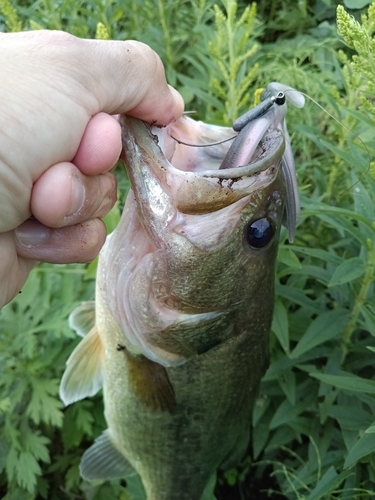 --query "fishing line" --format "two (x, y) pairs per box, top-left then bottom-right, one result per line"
(171, 88), (372, 194)
(169, 91), (286, 147)
(168, 133), (237, 147)
(282, 88), (371, 194)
